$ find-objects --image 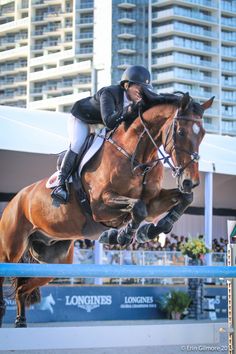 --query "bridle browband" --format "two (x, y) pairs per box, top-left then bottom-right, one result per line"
(105, 103), (202, 184)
